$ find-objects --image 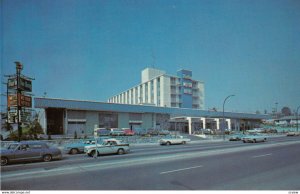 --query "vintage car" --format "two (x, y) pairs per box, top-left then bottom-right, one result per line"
(159, 135), (191, 145)
(64, 139), (96, 154)
(122, 128), (135, 136)
(286, 132), (300, 136)
(242, 135), (267, 143)
(85, 139), (130, 157)
(109, 128), (125, 136)
(1, 141), (62, 166)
